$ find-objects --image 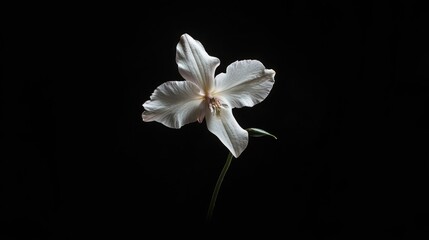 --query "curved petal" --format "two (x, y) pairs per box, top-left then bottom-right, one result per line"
(214, 60), (275, 108)
(205, 103), (248, 158)
(176, 33), (220, 92)
(142, 81), (205, 129)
